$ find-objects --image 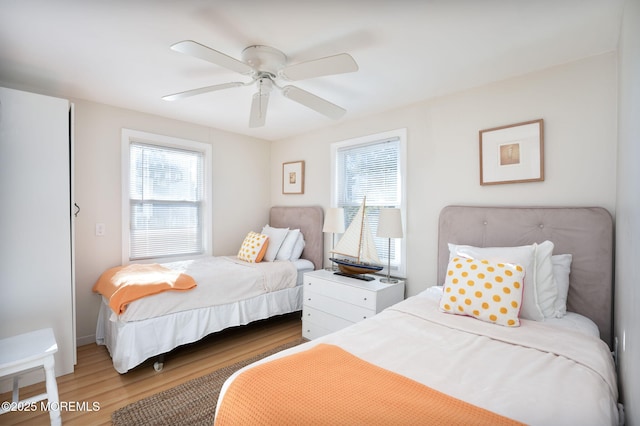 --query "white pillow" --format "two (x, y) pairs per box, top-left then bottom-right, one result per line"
(552, 254), (572, 317)
(449, 243), (542, 321)
(276, 229), (301, 261)
(534, 240), (557, 319)
(289, 233), (306, 261)
(261, 225), (289, 262)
